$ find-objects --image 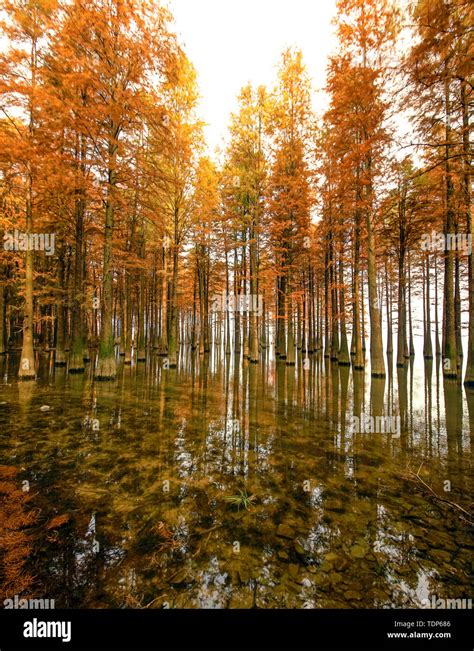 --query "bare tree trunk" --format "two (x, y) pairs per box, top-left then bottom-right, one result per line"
(249, 220), (259, 363)
(434, 253), (441, 357)
(55, 253), (67, 366)
(276, 274), (286, 359)
(408, 255), (415, 357)
(0, 282), (5, 355)
(18, 184), (36, 380)
(462, 78), (474, 384)
(338, 257), (350, 365)
(69, 134), (86, 372)
(330, 228), (339, 361)
(324, 242), (330, 358)
(286, 290), (295, 366)
(442, 75), (458, 378)
(225, 248), (231, 355)
(366, 207), (385, 377)
(94, 138), (117, 380)
(352, 211), (364, 369)
(424, 255), (433, 359)
(385, 259), (393, 355)
(167, 237), (179, 367)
